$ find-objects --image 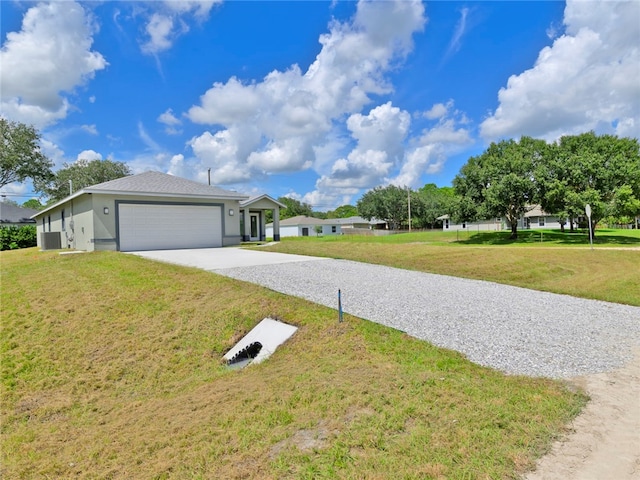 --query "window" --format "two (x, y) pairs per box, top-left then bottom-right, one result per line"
(538, 217), (545, 227)
(61, 209), (65, 231)
(42, 218), (45, 230)
(332, 226), (337, 233)
(462, 222), (466, 229)
(47, 216), (51, 232)
(444, 219), (449, 229)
